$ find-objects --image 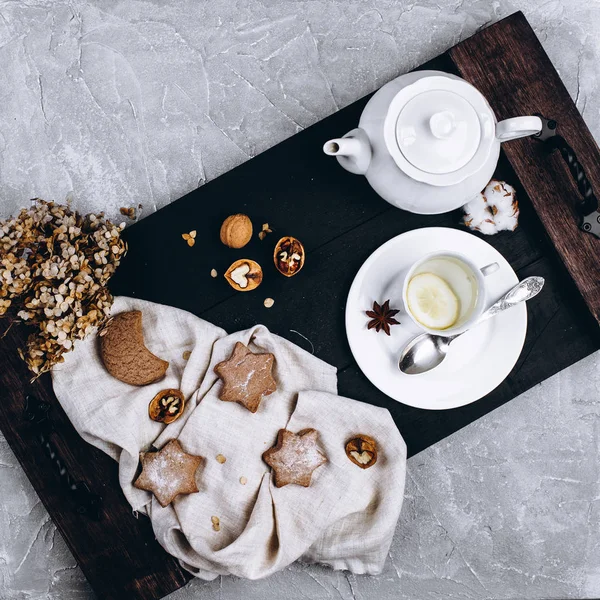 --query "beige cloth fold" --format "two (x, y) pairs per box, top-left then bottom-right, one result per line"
(52, 296), (407, 580)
